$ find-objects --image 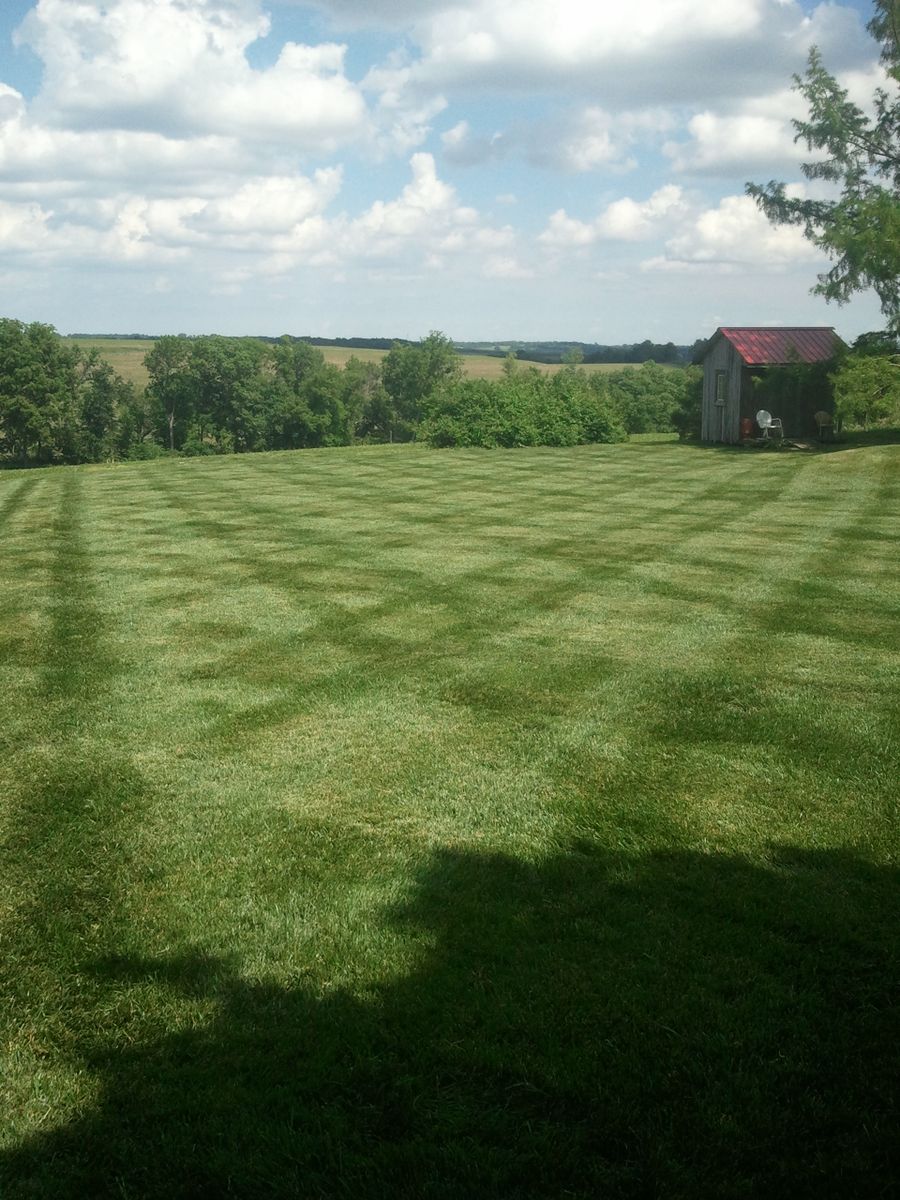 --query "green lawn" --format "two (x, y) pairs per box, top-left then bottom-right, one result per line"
(1, 441), (897, 1197)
